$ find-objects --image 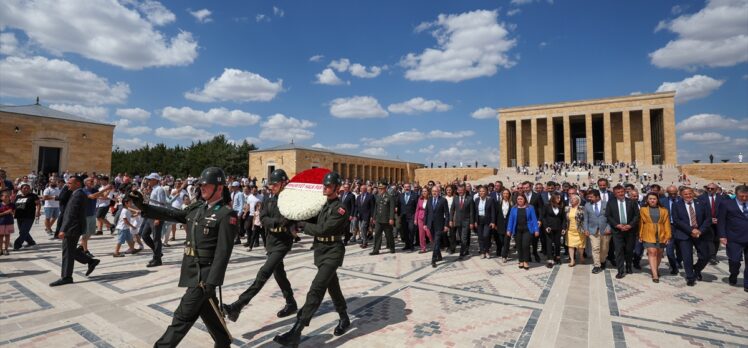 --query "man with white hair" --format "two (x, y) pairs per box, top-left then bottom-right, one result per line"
(230, 181), (245, 245)
(142, 172), (167, 267)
